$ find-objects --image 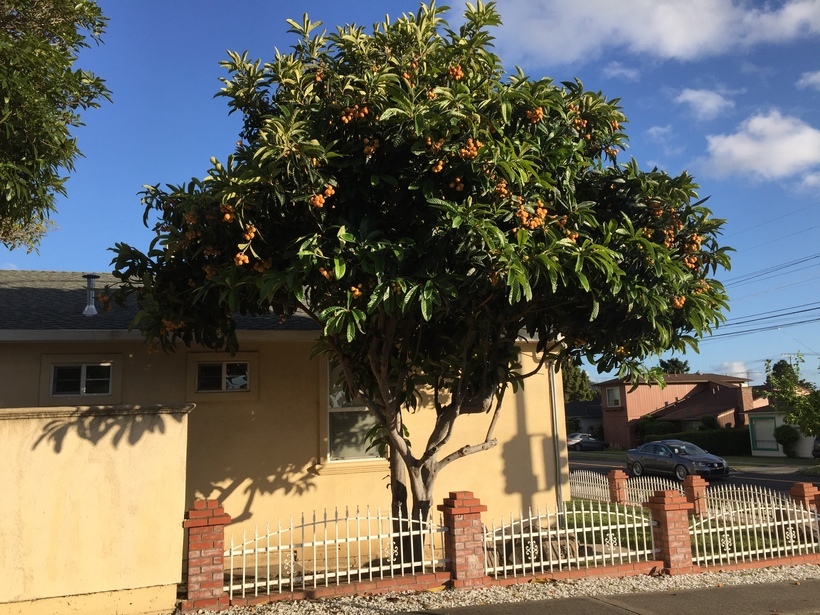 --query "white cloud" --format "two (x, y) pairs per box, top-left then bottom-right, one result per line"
(703, 110), (820, 181)
(647, 125), (673, 141)
(602, 62), (640, 82)
(675, 89), (734, 121)
(801, 171), (820, 189)
(718, 361), (750, 379)
(0, 263), (19, 270)
(646, 125), (685, 157)
(796, 70), (820, 90)
(494, 0), (820, 66)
